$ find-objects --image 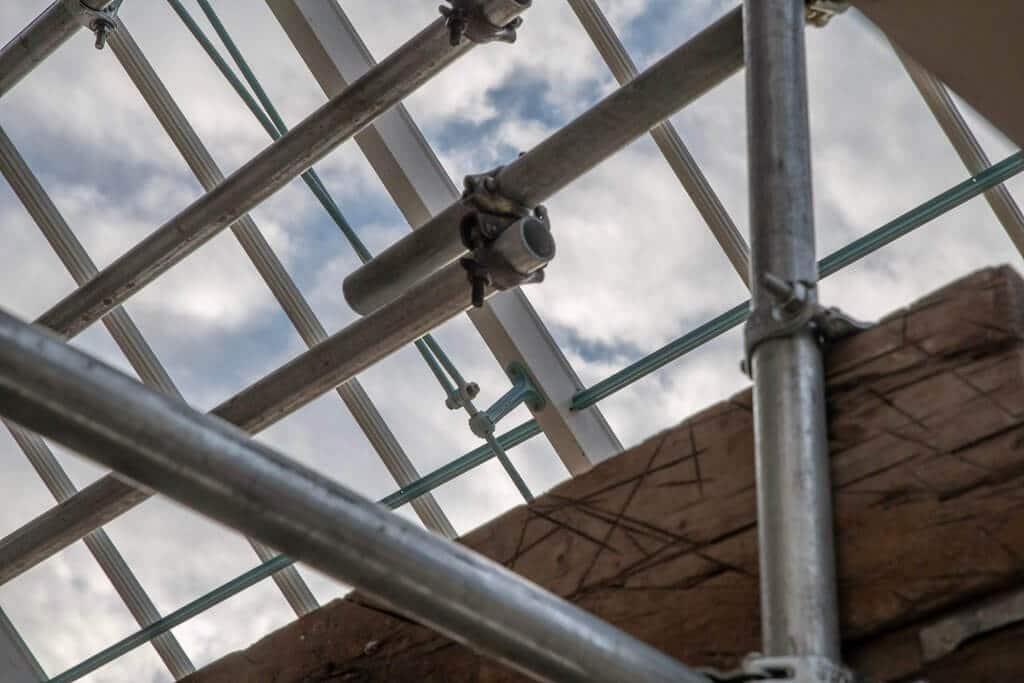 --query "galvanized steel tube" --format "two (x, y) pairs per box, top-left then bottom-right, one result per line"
(743, 0), (841, 660)
(343, 7), (744, 314)
(34, 0), (530, 339)
(0, 309), (707, 683)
